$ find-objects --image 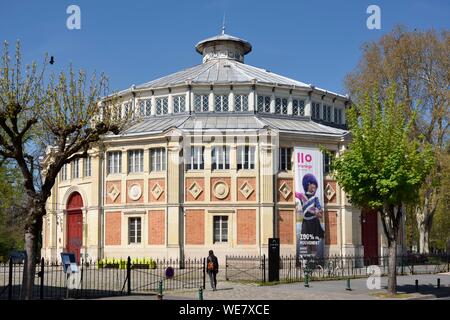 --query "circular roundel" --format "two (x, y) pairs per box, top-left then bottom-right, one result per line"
(128, 184), (142, 201)
(165, 267), (174, 279)
(213, 181), (229, 199)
